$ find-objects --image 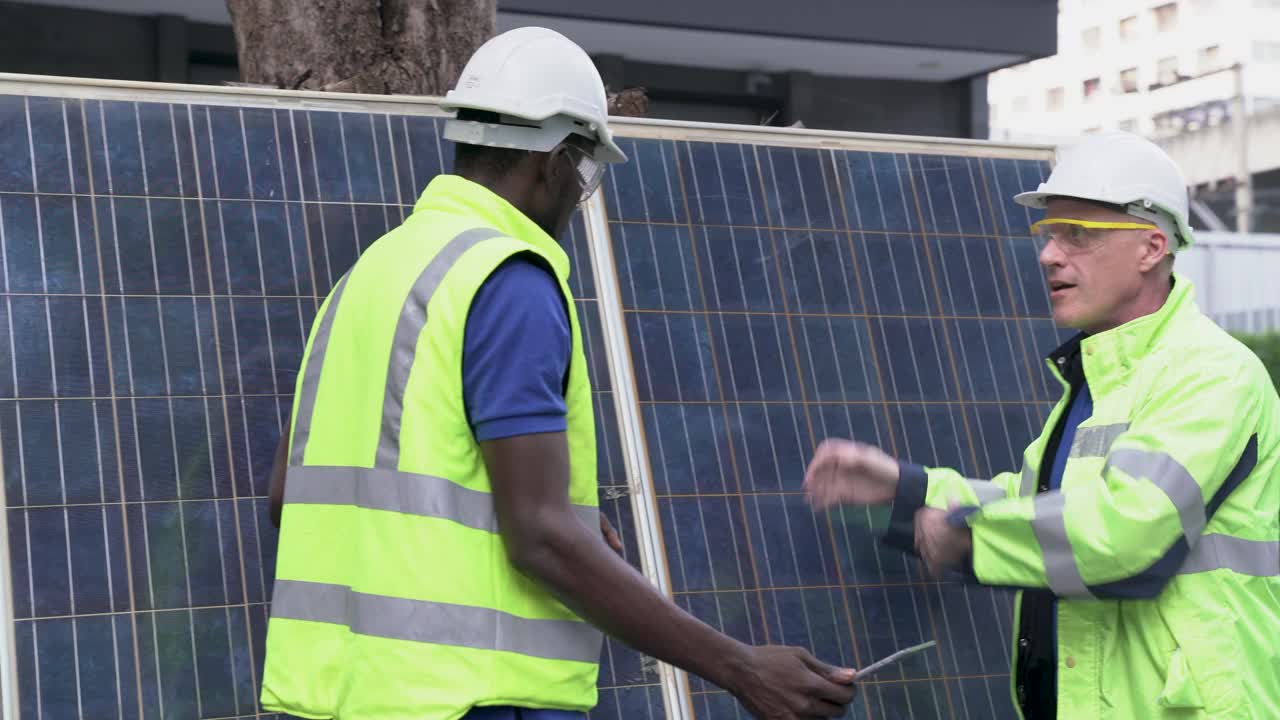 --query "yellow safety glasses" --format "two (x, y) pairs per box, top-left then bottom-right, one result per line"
(1029, 217), (1157, 253)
